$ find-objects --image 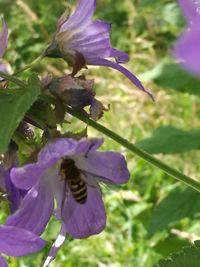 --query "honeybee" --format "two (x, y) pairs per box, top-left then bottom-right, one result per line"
(59, 158), (87, 204)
